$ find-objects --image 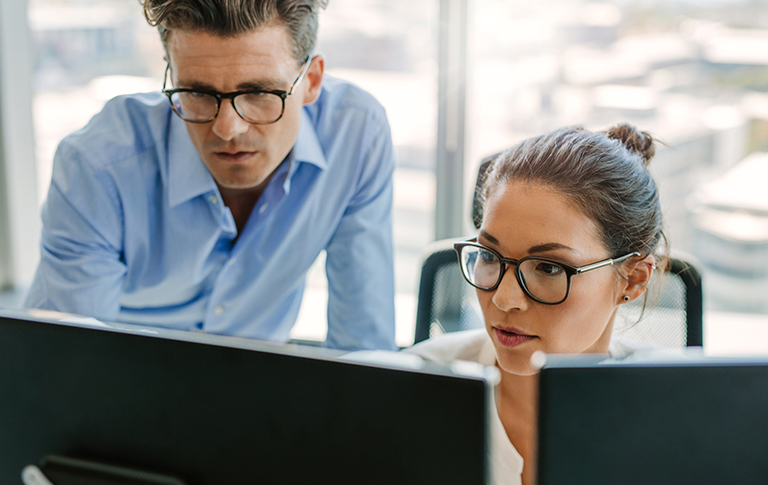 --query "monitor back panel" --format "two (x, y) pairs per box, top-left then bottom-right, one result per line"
(537, 361), (768, 485)
(0, 314), (490, 484)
